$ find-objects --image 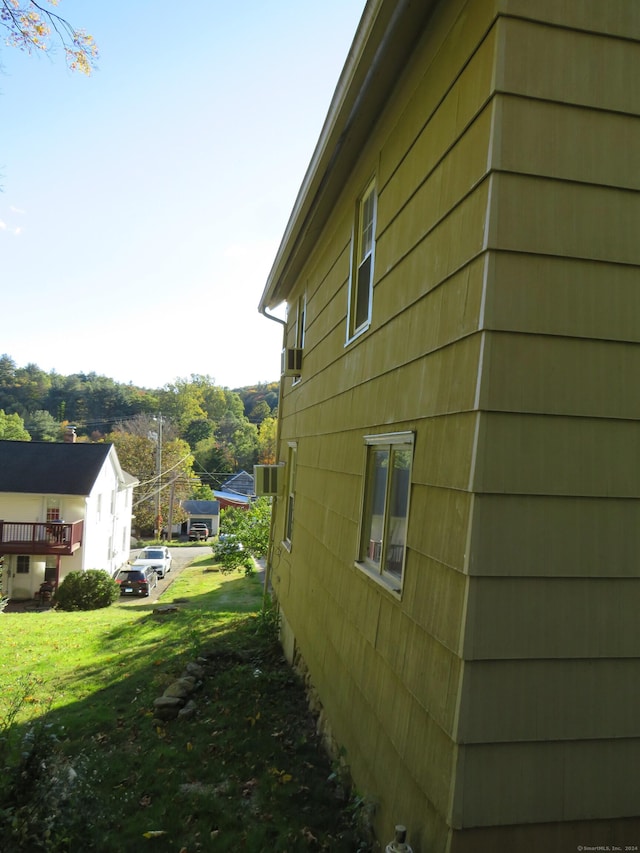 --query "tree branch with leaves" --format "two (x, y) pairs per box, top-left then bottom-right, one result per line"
(1, 0), (97, 73)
